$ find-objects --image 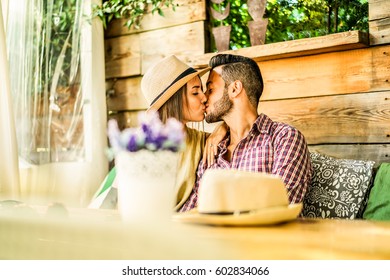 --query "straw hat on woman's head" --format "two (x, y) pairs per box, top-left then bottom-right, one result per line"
(141, 55), (210, 111)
